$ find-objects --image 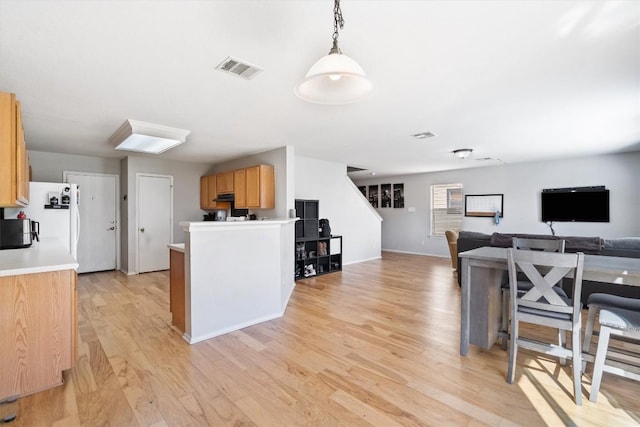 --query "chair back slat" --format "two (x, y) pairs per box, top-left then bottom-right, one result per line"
(507, 249), (584, 318)
(513, 238), (565, 253)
